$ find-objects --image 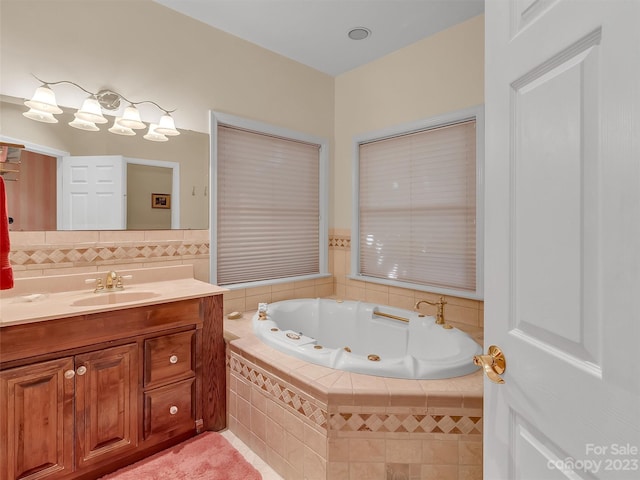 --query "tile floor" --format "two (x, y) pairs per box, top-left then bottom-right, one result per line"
(221, 429), (283, 480)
